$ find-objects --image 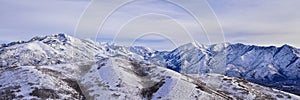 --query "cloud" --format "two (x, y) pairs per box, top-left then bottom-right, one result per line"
(97, 0), (211, 47)
(207, 0), (300, 47)
(0, 0), (299, 49)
